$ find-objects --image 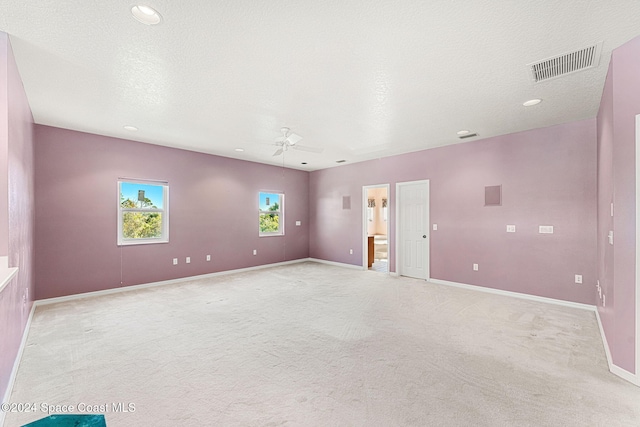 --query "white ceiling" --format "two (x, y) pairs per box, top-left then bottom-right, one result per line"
(1, 1), (639, 171)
